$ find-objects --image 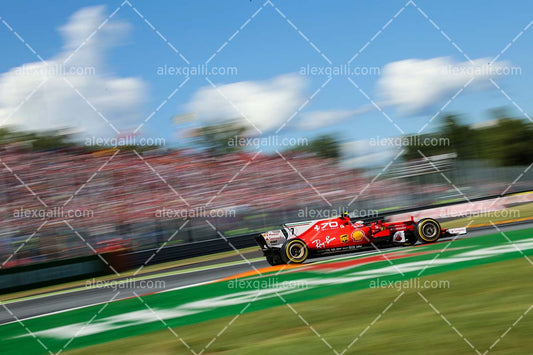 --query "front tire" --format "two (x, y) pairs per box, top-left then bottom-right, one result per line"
(415, 218), (441, 243)
(281, 239), (309, 264)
